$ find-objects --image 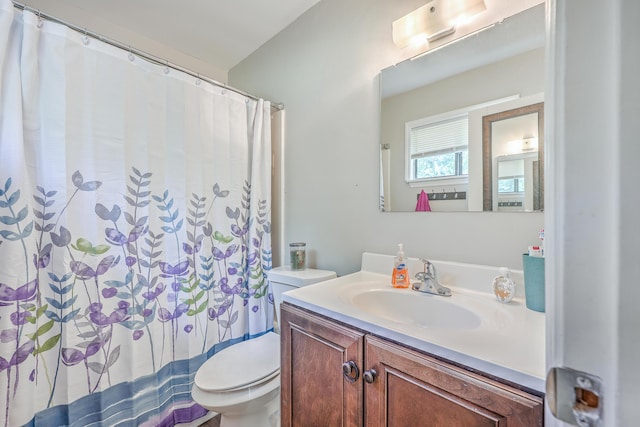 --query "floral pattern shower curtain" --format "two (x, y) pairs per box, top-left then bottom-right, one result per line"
(0, 2), (273, 426)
